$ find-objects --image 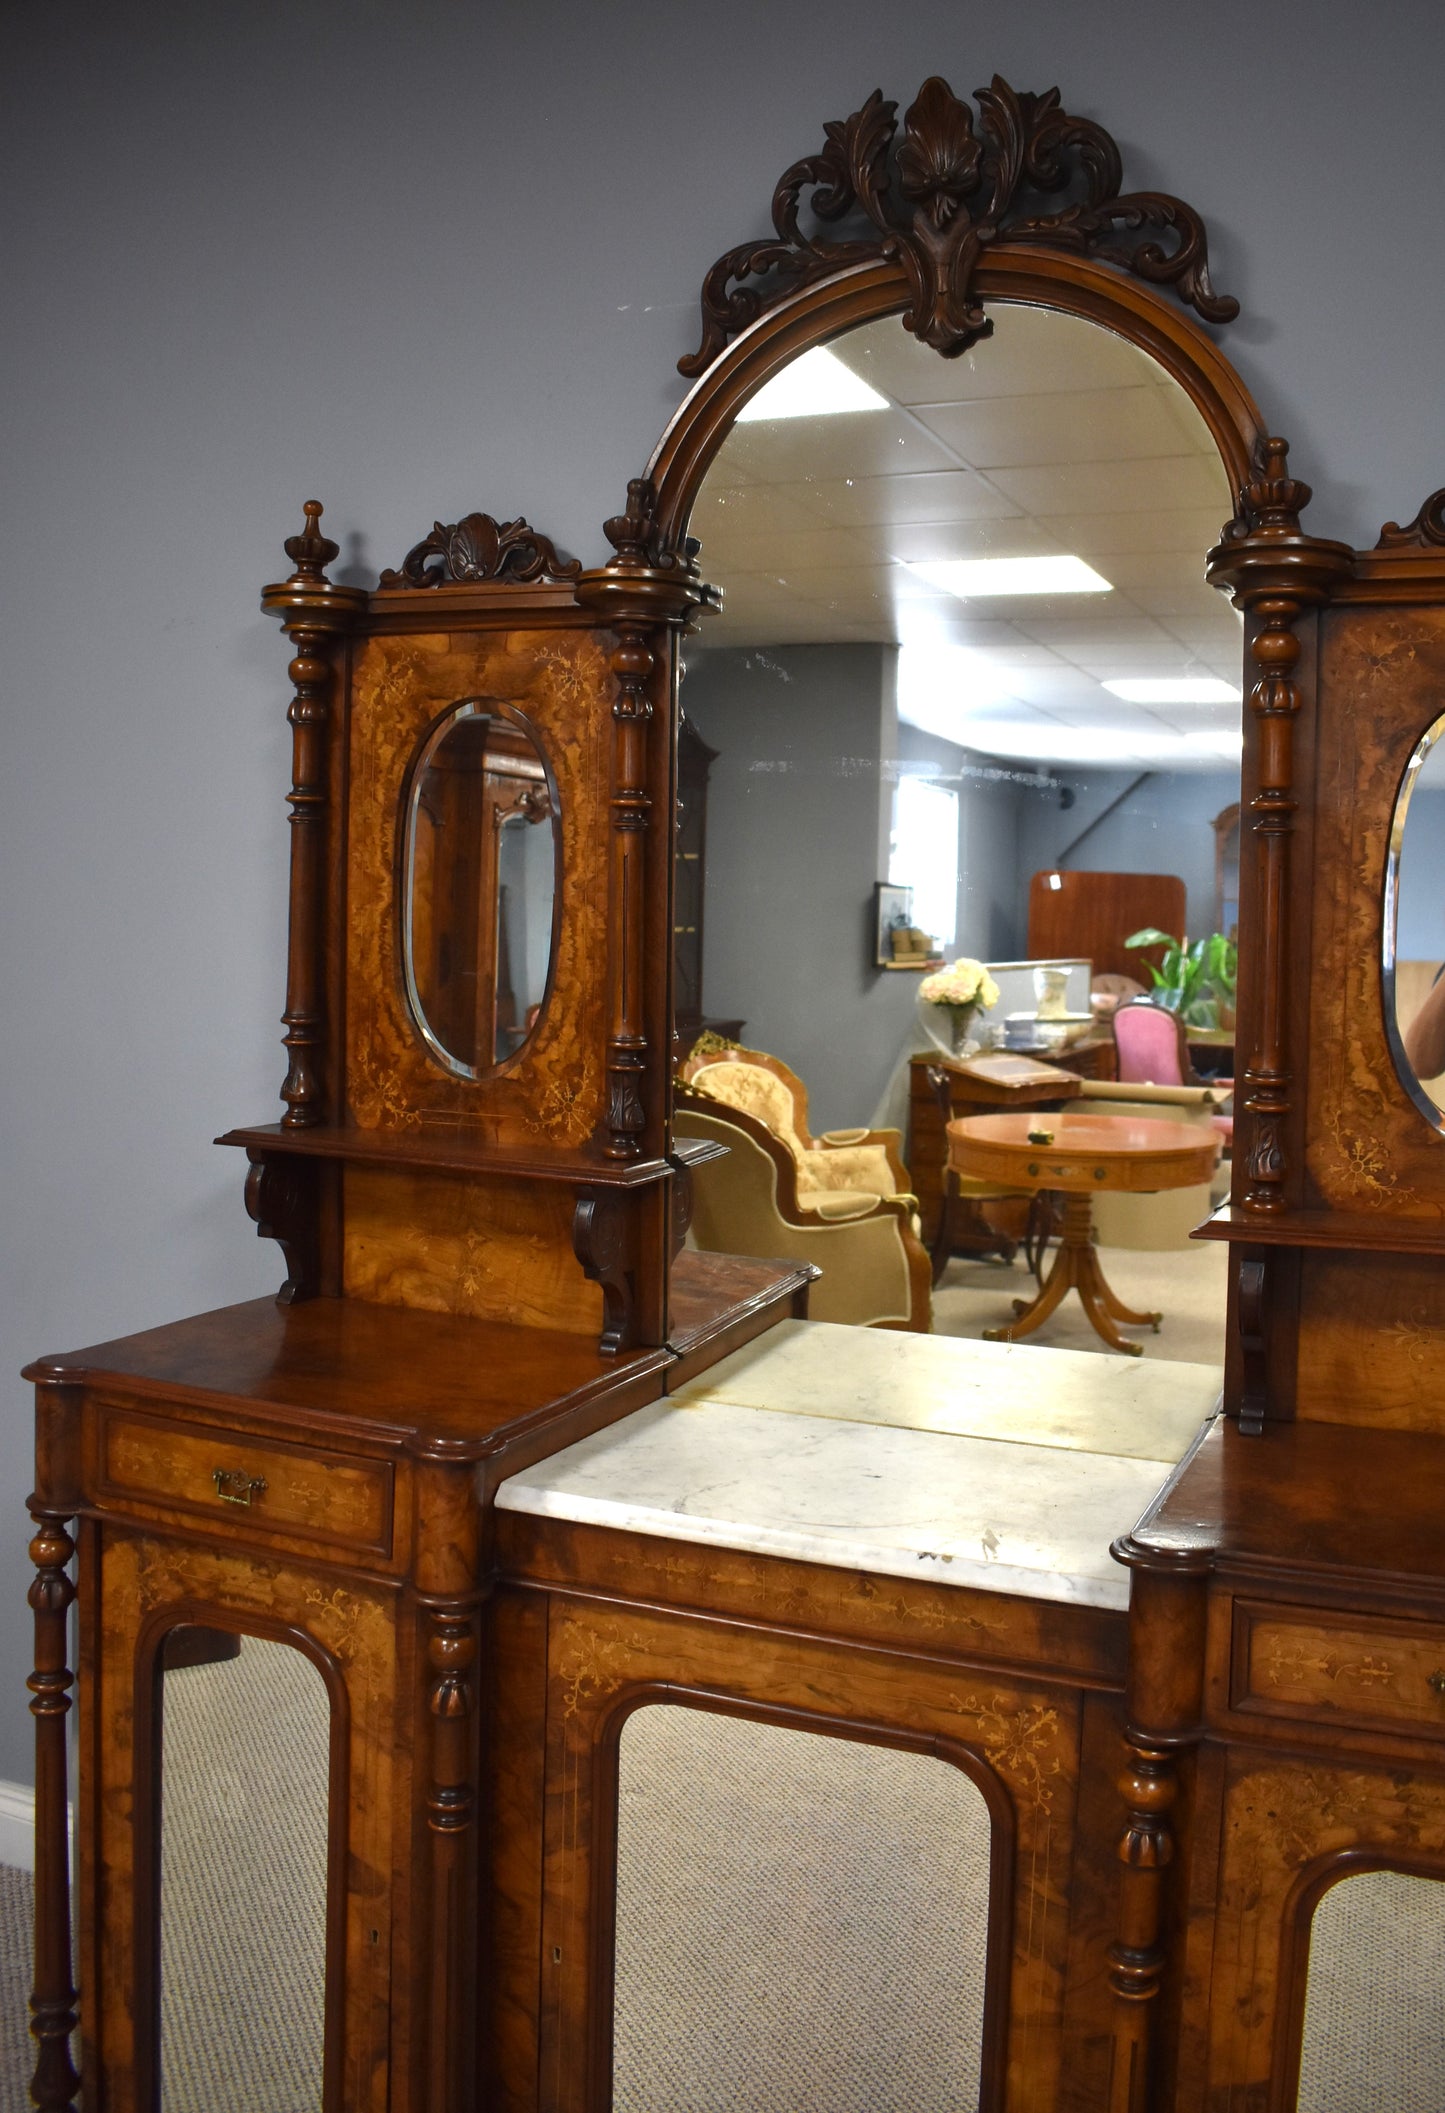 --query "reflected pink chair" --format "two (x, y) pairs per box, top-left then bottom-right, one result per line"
(1112, 997), (1234, 1147)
